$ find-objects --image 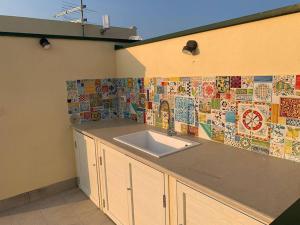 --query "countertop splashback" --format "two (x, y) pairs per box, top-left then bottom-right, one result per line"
(66, 75), (300, 162)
